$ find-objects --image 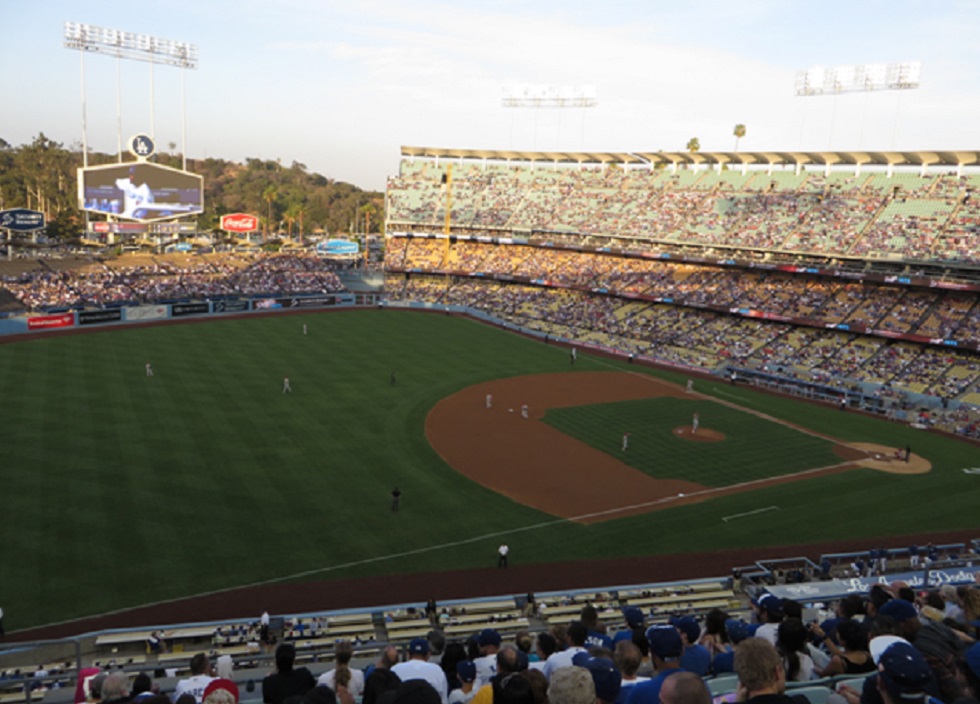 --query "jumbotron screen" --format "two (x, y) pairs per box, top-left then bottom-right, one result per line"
(78, 162), (204, 222)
